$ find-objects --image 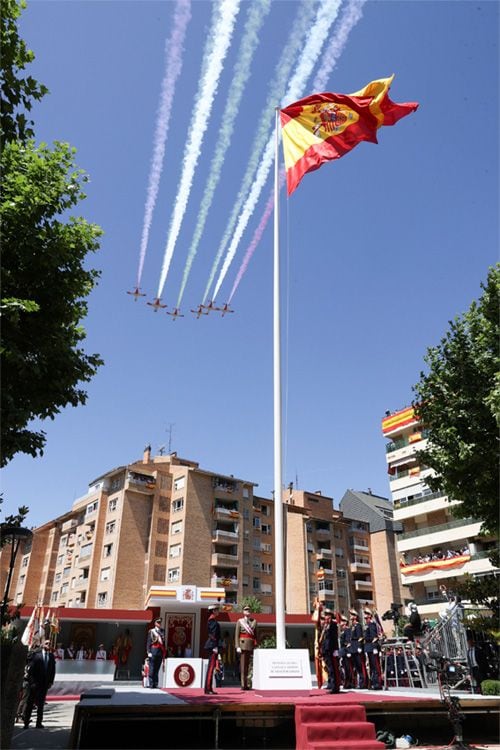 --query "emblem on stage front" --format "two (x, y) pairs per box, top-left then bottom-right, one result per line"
(174, 663), (196, 687)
